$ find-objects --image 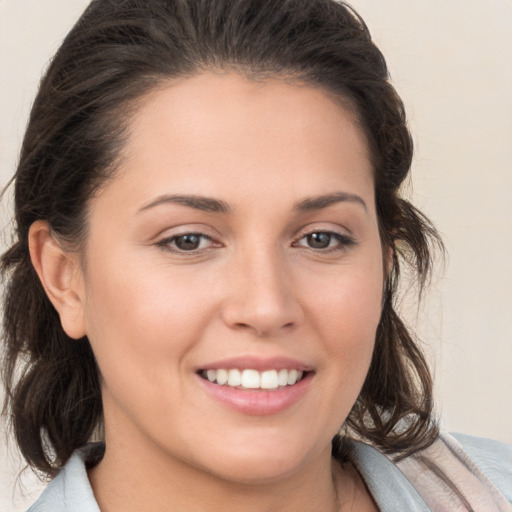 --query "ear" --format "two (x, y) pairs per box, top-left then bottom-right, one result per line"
(28, 220), (86, 340)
